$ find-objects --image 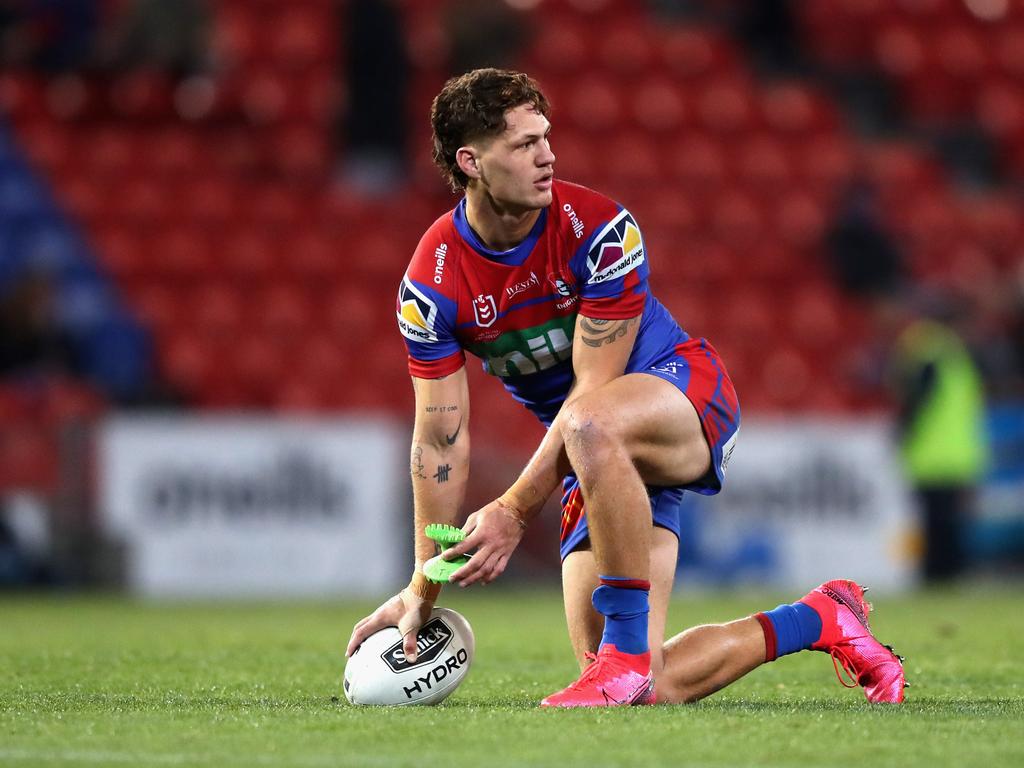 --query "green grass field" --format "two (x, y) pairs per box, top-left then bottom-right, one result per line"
(2, 587), (1023, 768)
